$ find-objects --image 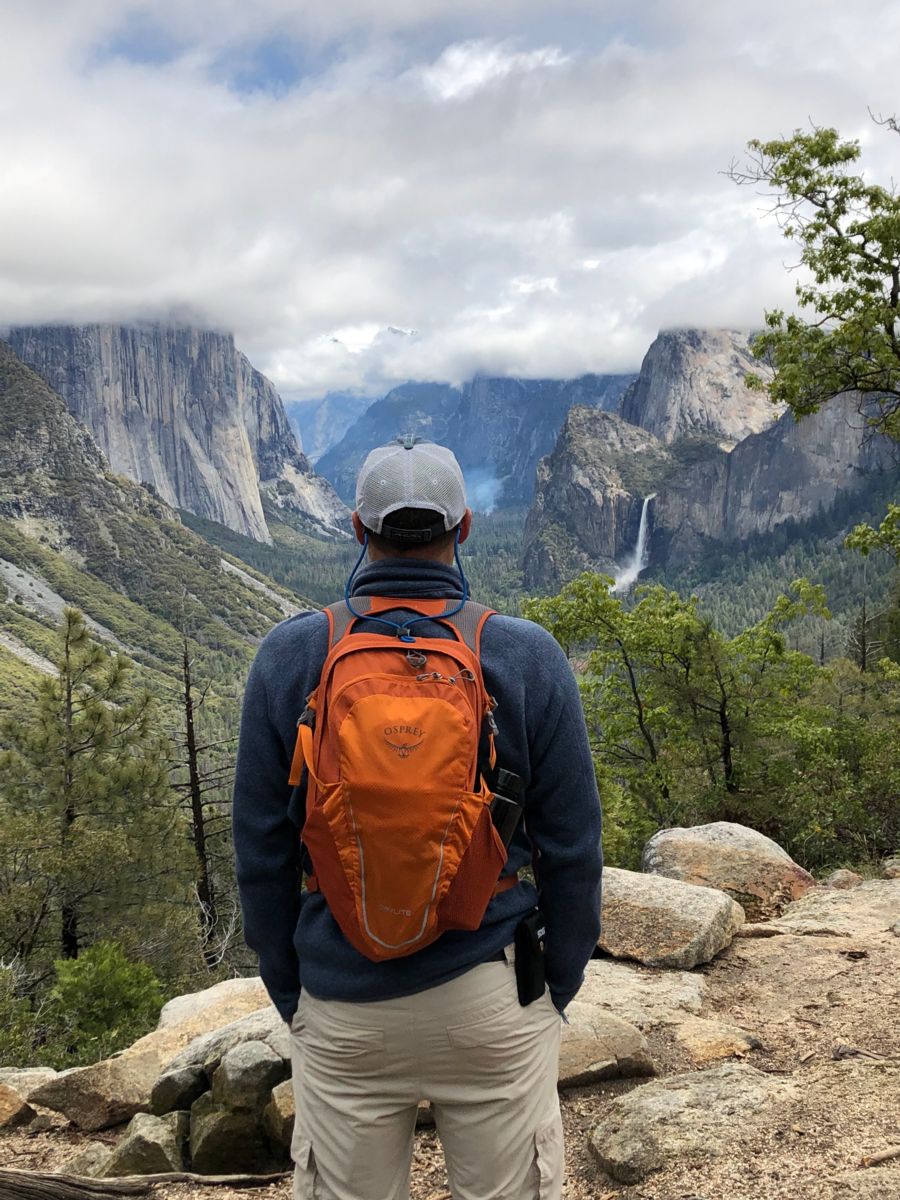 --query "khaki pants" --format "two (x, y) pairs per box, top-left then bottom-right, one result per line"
(289, 947), (563, 1200)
